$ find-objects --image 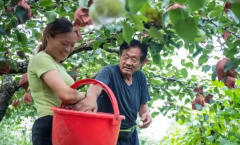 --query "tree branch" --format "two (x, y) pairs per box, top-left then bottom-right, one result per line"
(68, 38), (119, 58)
(202, 17), (240, 39)
(0, 61), (28, 75)
(154, 75), (193, 89)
